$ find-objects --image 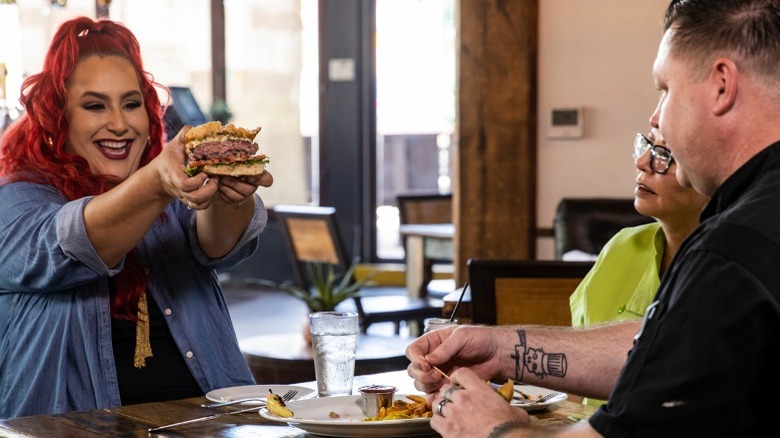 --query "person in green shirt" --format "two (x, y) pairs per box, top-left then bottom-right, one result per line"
(569, 128), (709, 405)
